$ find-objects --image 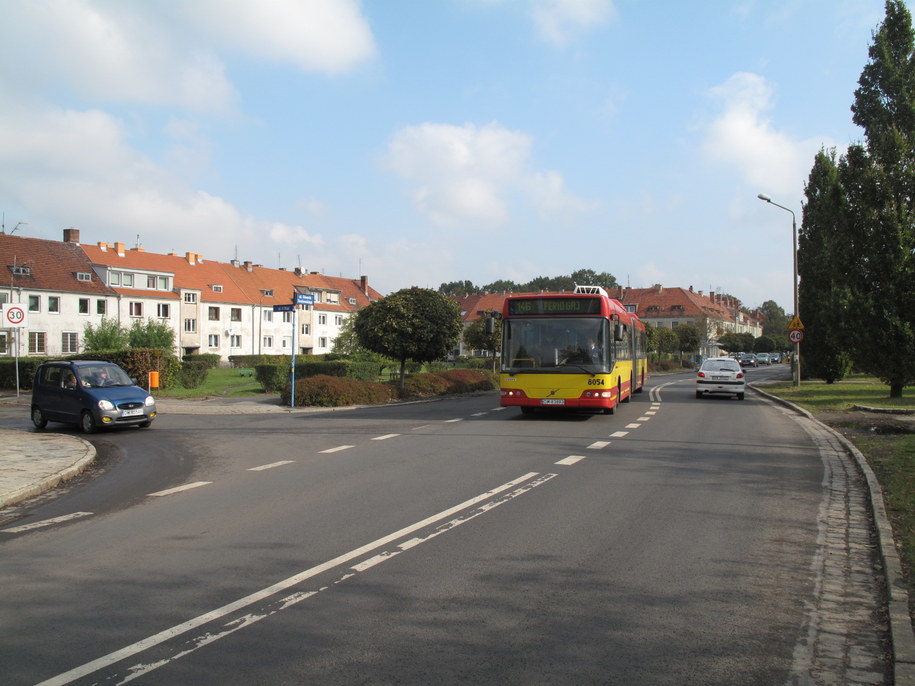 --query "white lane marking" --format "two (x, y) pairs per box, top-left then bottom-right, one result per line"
(319, 445), (354, 453)
(371, 434), (400, 441)
(412, 425), (431, 431)
(248, 461), (294, 471)
(1, 512), (93, 533)
(610, 431), (629, 438)
(444, 418), (463, 423)
(645, 411), (657, 416)
(638, 416), (652, 422)
(556, 455), (586, 466)
(470, 412), (486, 417)
(492, 407), (507, 411)
(625, 423), (642, 429)
(587, 441), (610, 450)
(147, 482), (212, 497)
(38, 471), (546, 686)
